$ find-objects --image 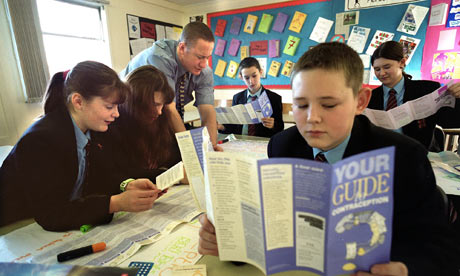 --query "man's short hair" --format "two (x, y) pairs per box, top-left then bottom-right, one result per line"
(292, 42), (363, 95)
(180, 22), (215, 47)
